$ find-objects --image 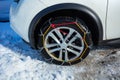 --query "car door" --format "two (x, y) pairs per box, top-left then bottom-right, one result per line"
(106, 0), (120, 39)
